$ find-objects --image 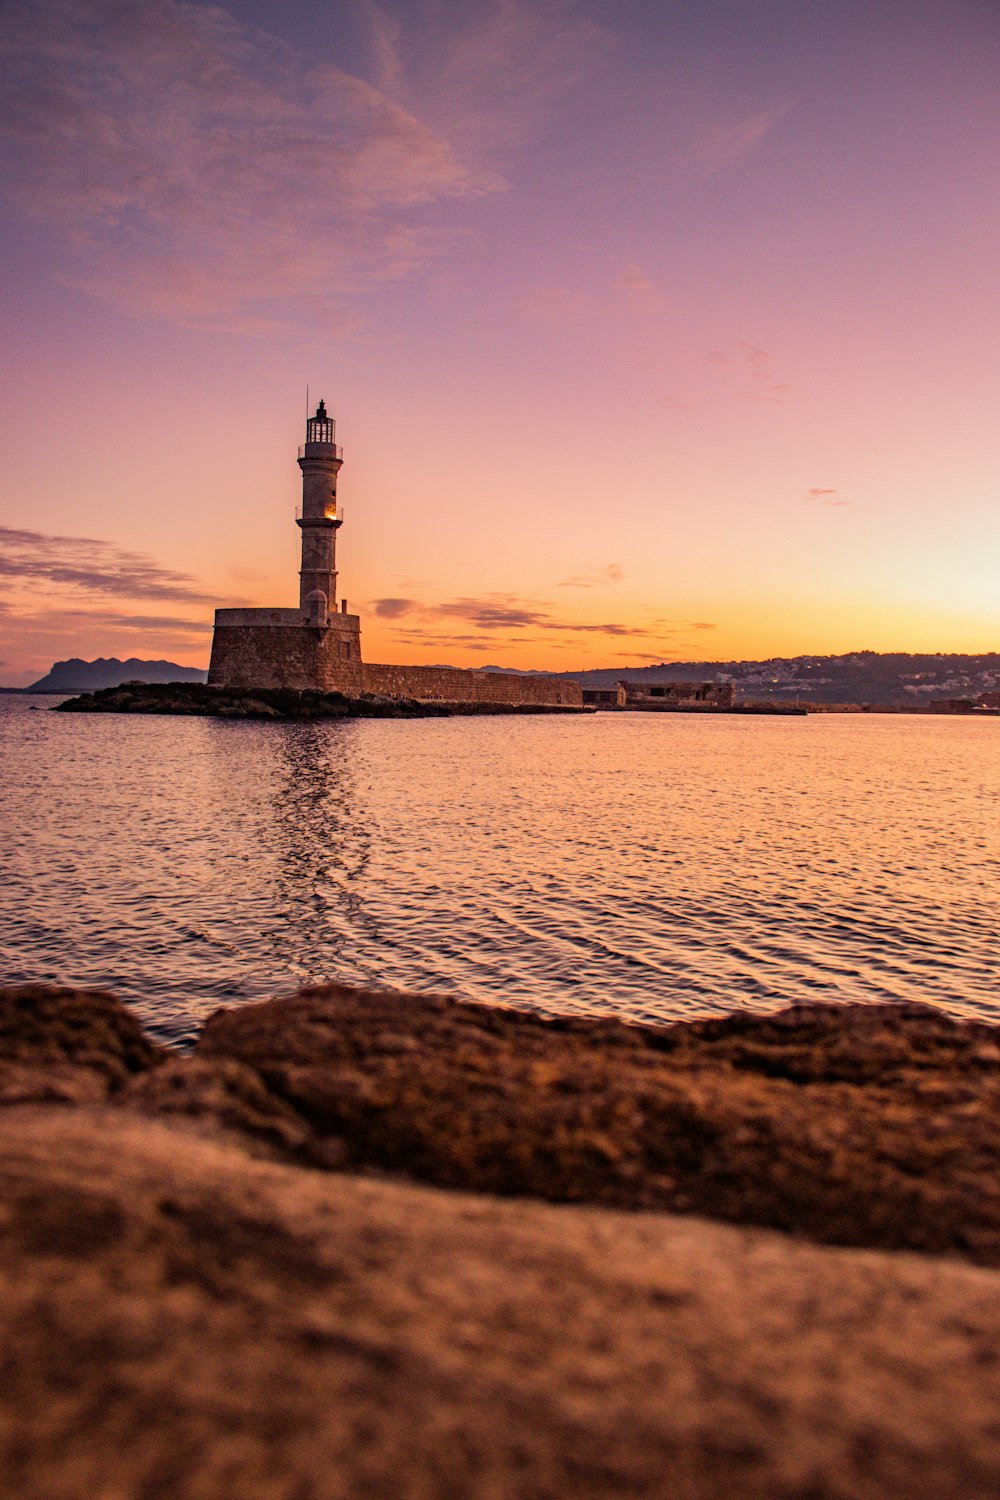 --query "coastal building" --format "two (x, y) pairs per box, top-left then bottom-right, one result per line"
(929, 698), (983, 713)
(581, 681), (736, 710)
(581, 684), (628, 709)
(208, 405), (582, 710)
